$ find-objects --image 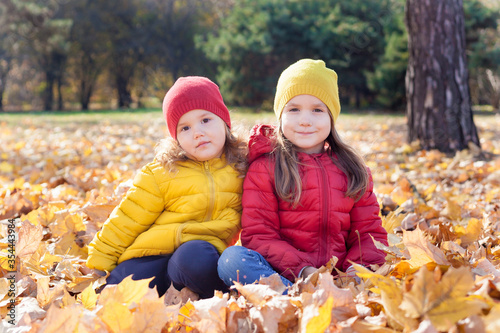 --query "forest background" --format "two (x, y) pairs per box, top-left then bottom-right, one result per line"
(0, 0), (499, 113)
